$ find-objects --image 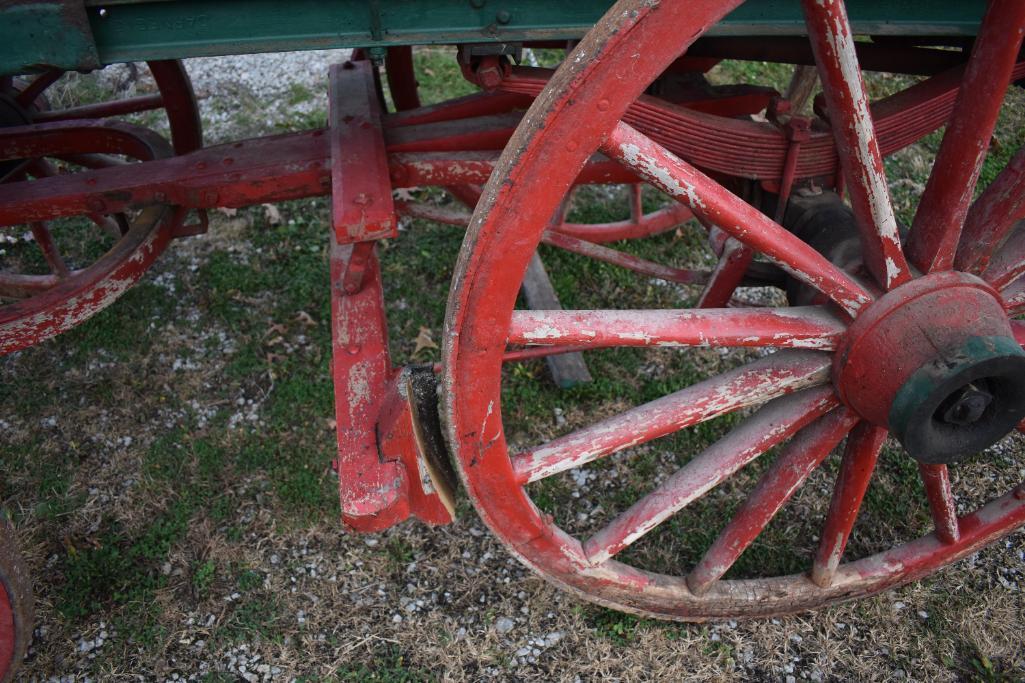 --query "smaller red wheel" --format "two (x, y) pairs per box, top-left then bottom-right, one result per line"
(0, 522), (32, 683)
(0, 119), (187, 355)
